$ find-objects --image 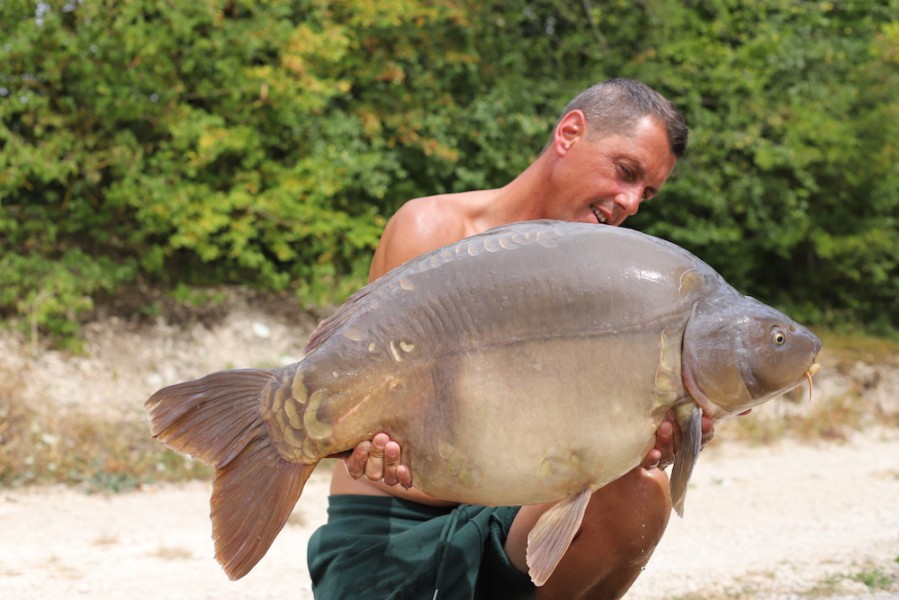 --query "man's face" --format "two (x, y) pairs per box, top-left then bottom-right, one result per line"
(549, 116), (677, 227)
